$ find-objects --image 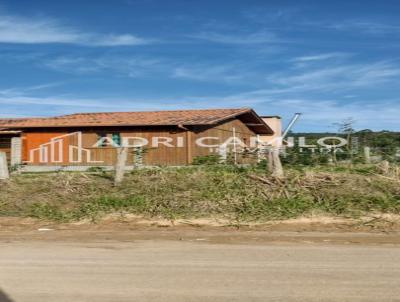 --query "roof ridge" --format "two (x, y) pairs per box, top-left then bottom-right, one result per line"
(58, 107), (251, 117)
